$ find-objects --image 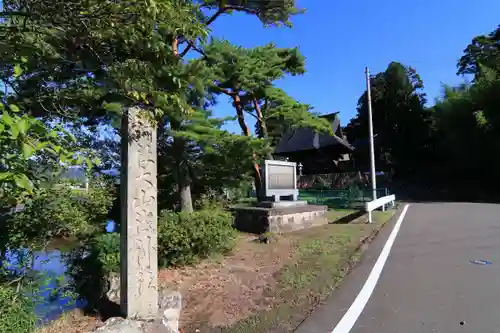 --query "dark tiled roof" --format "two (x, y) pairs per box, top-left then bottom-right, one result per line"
(274, 113), (354, 154)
